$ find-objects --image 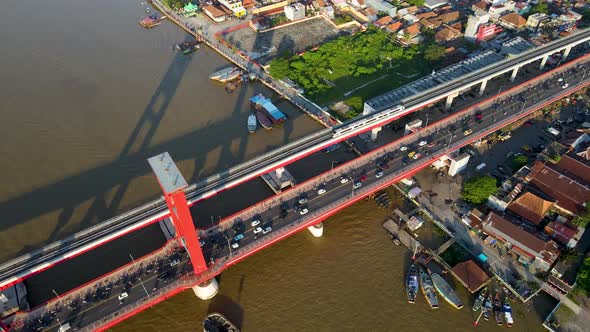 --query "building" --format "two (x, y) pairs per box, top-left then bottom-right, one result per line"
(218, 0), (246, 17)
(476, 23), (500, 43)
(435, 25), (462, 43)
(545, 221), (580, 248)
(365, 0), (397, 17)
(527, 161), (590, 216)
(397, 23), (422, 45)
(507, 191), (554, 225)
(486, 0), (507, 6)
(424, 0), (448, 9)
(471, 0), (488, 14)
(375, 15), (393, 27)
(499, 12), (526, 30)
(431, 150), (470, 176)
(556, 153), (590, 184)
(488, 5), (508, 19)
(203, 5), (227, 23)
(526, 13), (551, 32)
(464, 12), (490, 42)
(284, 3), (306, 21)
(385, 21), (403, 33)
(450, 260), (490, 293)
(483, 212), (560, 272)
